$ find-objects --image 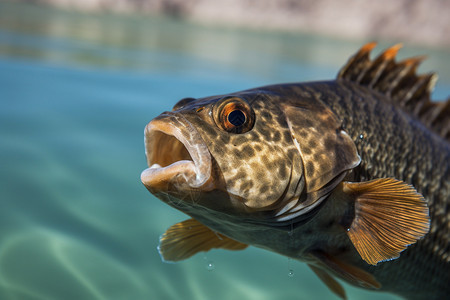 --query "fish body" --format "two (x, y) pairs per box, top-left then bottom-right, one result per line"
(141, 44), (449, 299)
